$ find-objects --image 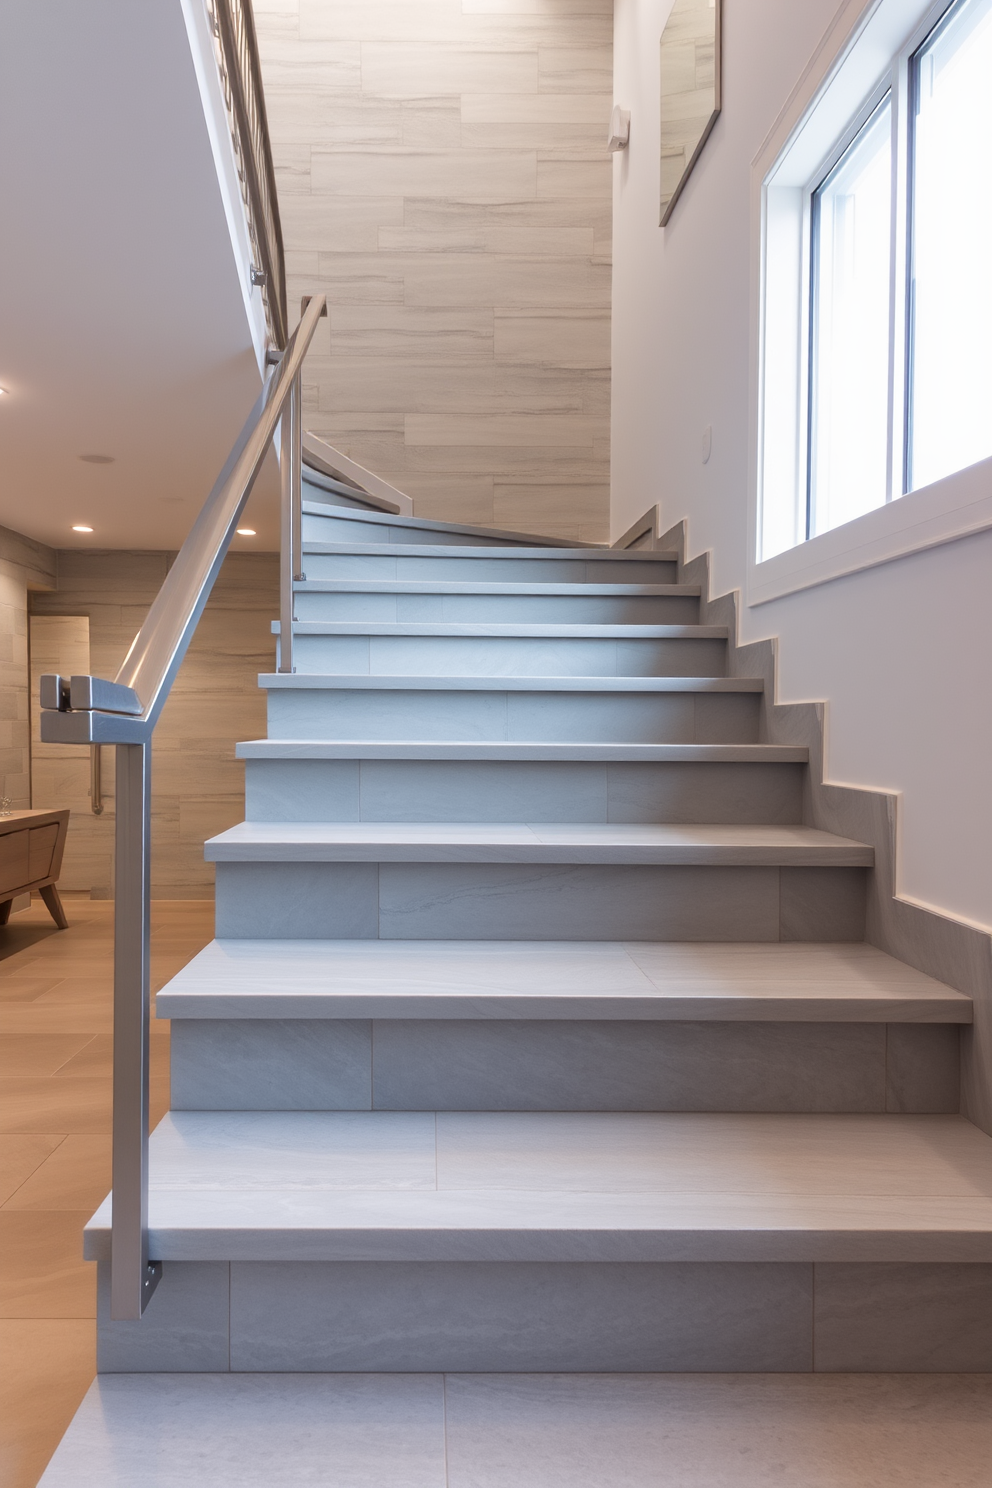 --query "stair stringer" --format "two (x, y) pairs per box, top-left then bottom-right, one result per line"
(630, 514), (992, 1135)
